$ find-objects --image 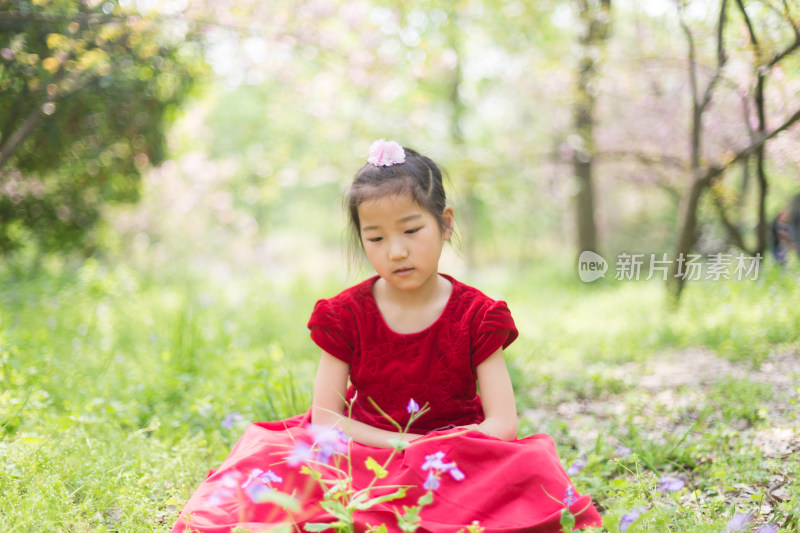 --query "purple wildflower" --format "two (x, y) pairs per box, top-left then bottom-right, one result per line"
(207, 471), (243, 505)
(242, 468), (282, 488)
(263, 470), (282, 484)
(421, 452), (461, 477)
(242, 468), (282, 502)
(657, 475), (685, 493)
(566, 454), (587, 476)
(244, 482), (272, 502)
(287, 441), (313, 466)
(449, 466), (465, 481)
(407, 398), (421, 414)
(207, 468), (283, 506)
(614, 445), (632, 458)
(420, 450), (465, 491)
(308, 424), (349, 464)
(421, 451), (447, 471)
(619, 507), (646, 532)
(308, 424), (350, 444)
(1, 48), (14, 61)
(221, 412), (244, 429)
(725, 513), (752, 532)
(562, 486), (577, 506)
(756, 525), (778, 533)
(423, 470), (441, 491)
